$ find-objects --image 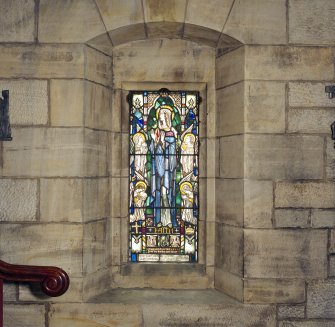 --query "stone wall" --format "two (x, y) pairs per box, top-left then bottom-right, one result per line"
(0, 0), (334, 326)
(215, 1), (335, 323)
